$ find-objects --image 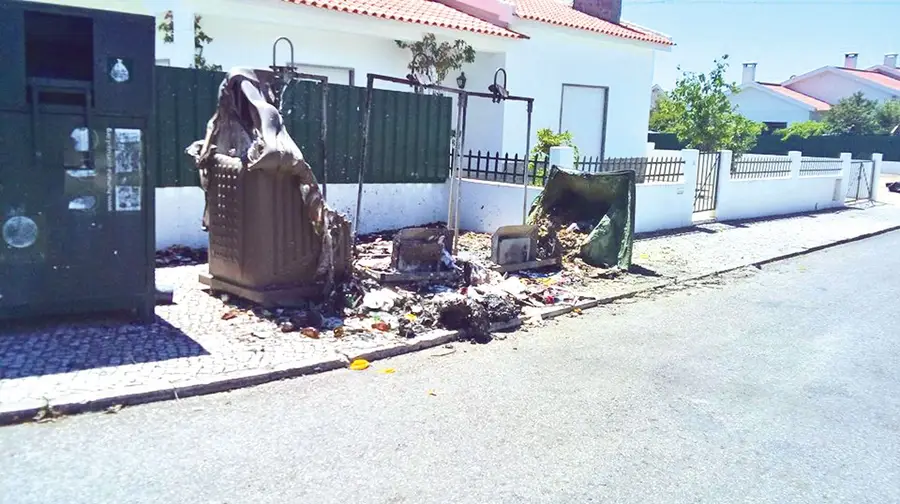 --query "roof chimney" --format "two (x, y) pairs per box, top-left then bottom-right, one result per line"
(885, 53), (899, 68)
(742, 62), (757, 85)
(572, 0), (622, 24)
(844, 52), (858, 69)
